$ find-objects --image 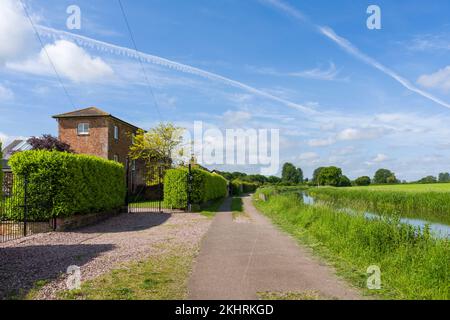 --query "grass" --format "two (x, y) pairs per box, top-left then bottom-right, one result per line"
(199, 197), (225, 218)
(258, 291), (324, 300)
(231, 197), (247, 220)
(254, 188), (450, 300)
(309, 185), (450, 225)
(58, 245), (193, 300)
